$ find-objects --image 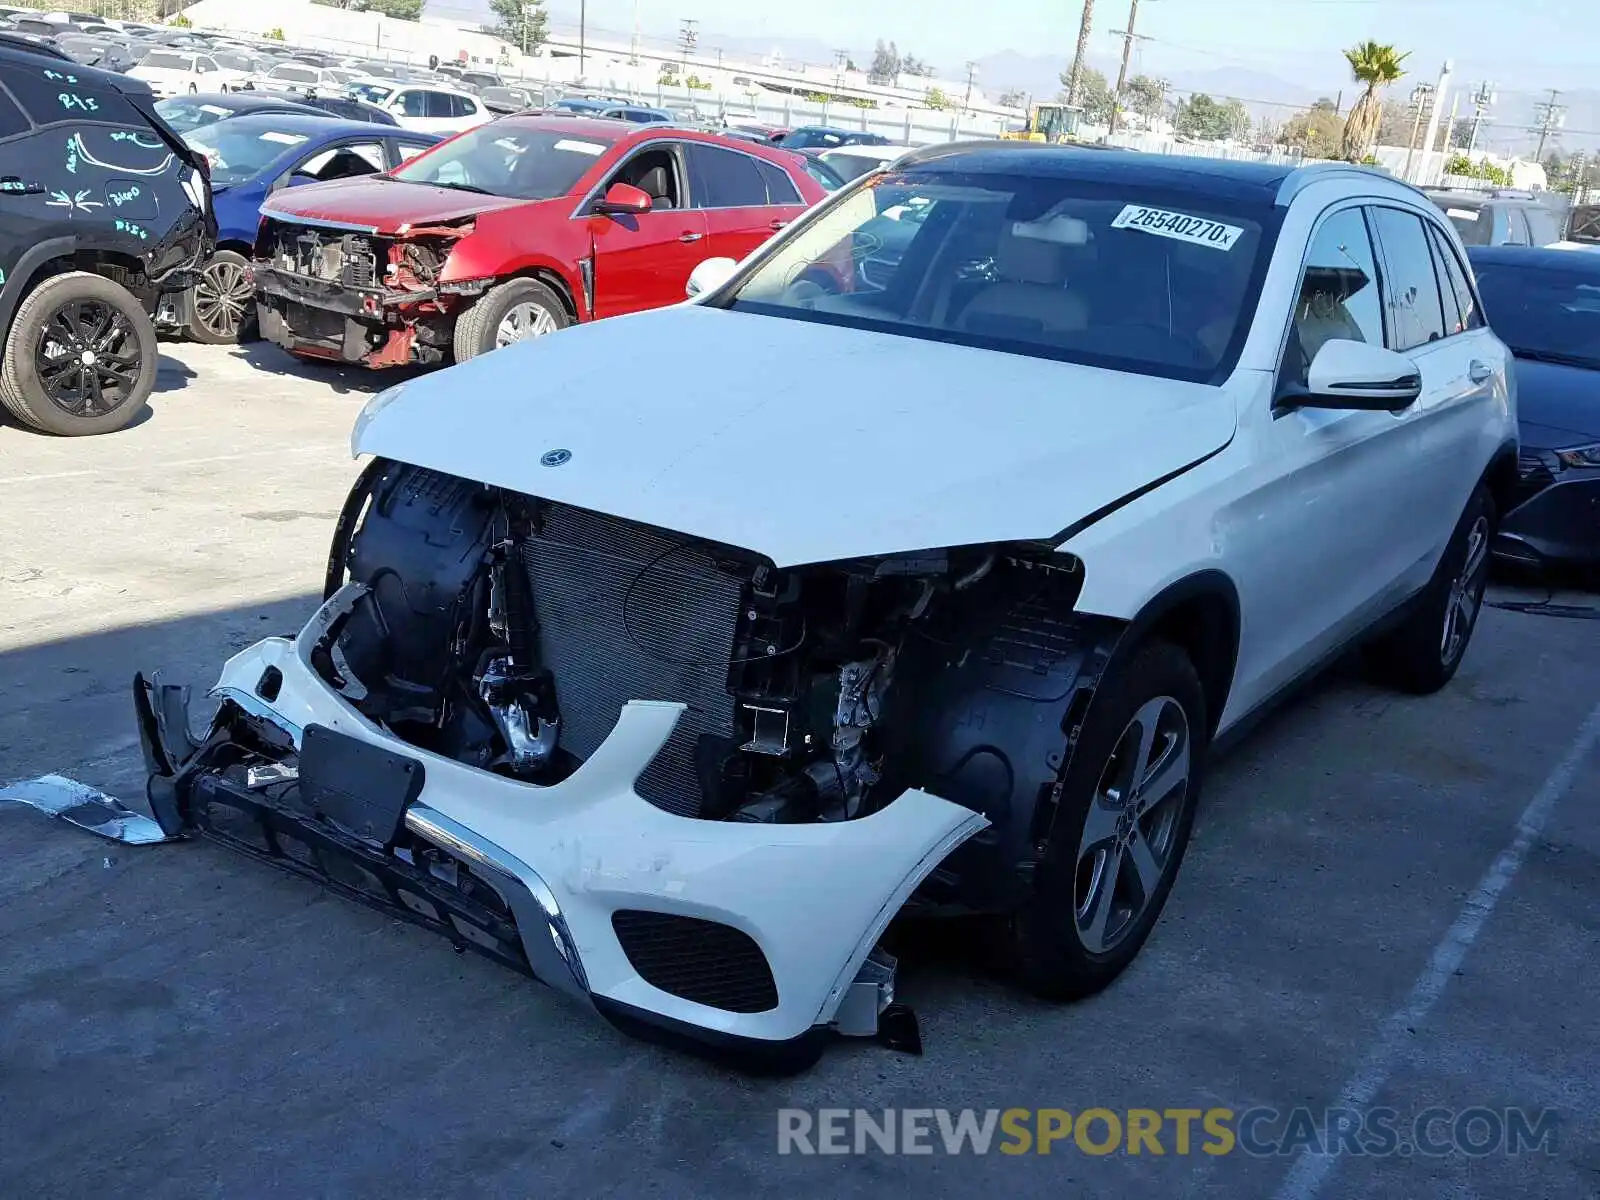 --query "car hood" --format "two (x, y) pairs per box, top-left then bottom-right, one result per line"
(1513, 357), (1600, 447)
(352, 307), (1237, 567)
(261, 177), (531, 232)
